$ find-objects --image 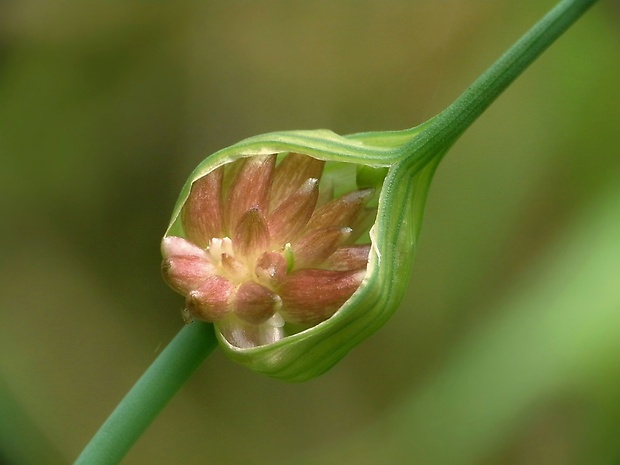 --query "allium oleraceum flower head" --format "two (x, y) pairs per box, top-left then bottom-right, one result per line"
(161, 129), (436, 381)
(162, 152), (378, 349)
